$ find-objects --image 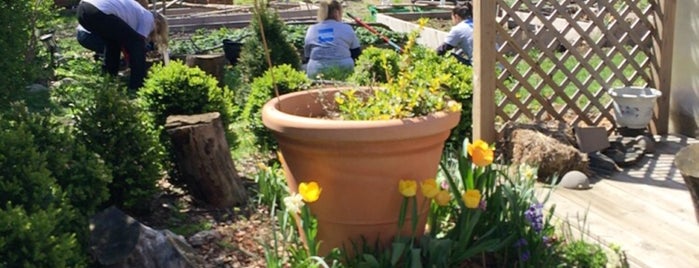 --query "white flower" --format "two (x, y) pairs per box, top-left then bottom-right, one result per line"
(519, 164), (538, 180)
(283, 193), (304, 214)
